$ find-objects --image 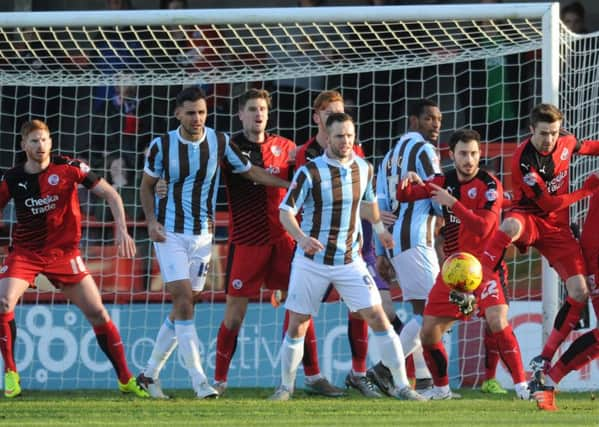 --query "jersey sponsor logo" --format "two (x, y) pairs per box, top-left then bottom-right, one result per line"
(270, 146), (282, 157)
(232, 279), (243, 290)
(547, 170), (568, 194)
(17, 181), (28, 190)
(48, 174), (60, 186)
(485, 188), (497, 202)
(25, 194), (58, 215)
(523, 172), (537, 186)
(467, 187), (477, 199)
(560, 148), (569, 161)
